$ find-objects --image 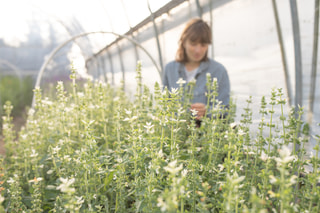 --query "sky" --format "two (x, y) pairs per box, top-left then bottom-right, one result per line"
(0, 0), (170, 76)
(0, 0), (170, 47)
